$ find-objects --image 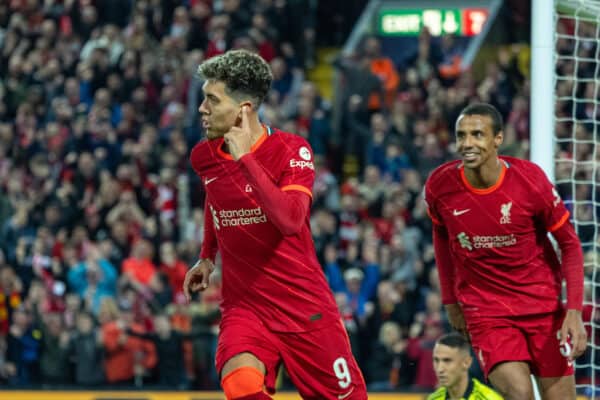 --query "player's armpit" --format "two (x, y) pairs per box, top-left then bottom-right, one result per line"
(551, 220), (584, 310)
(433, 224), (458, 305)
